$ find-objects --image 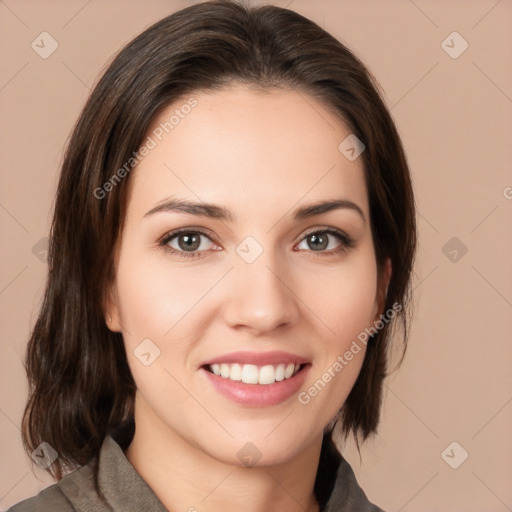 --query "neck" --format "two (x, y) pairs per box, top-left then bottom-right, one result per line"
(125, 395), (322, 512)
